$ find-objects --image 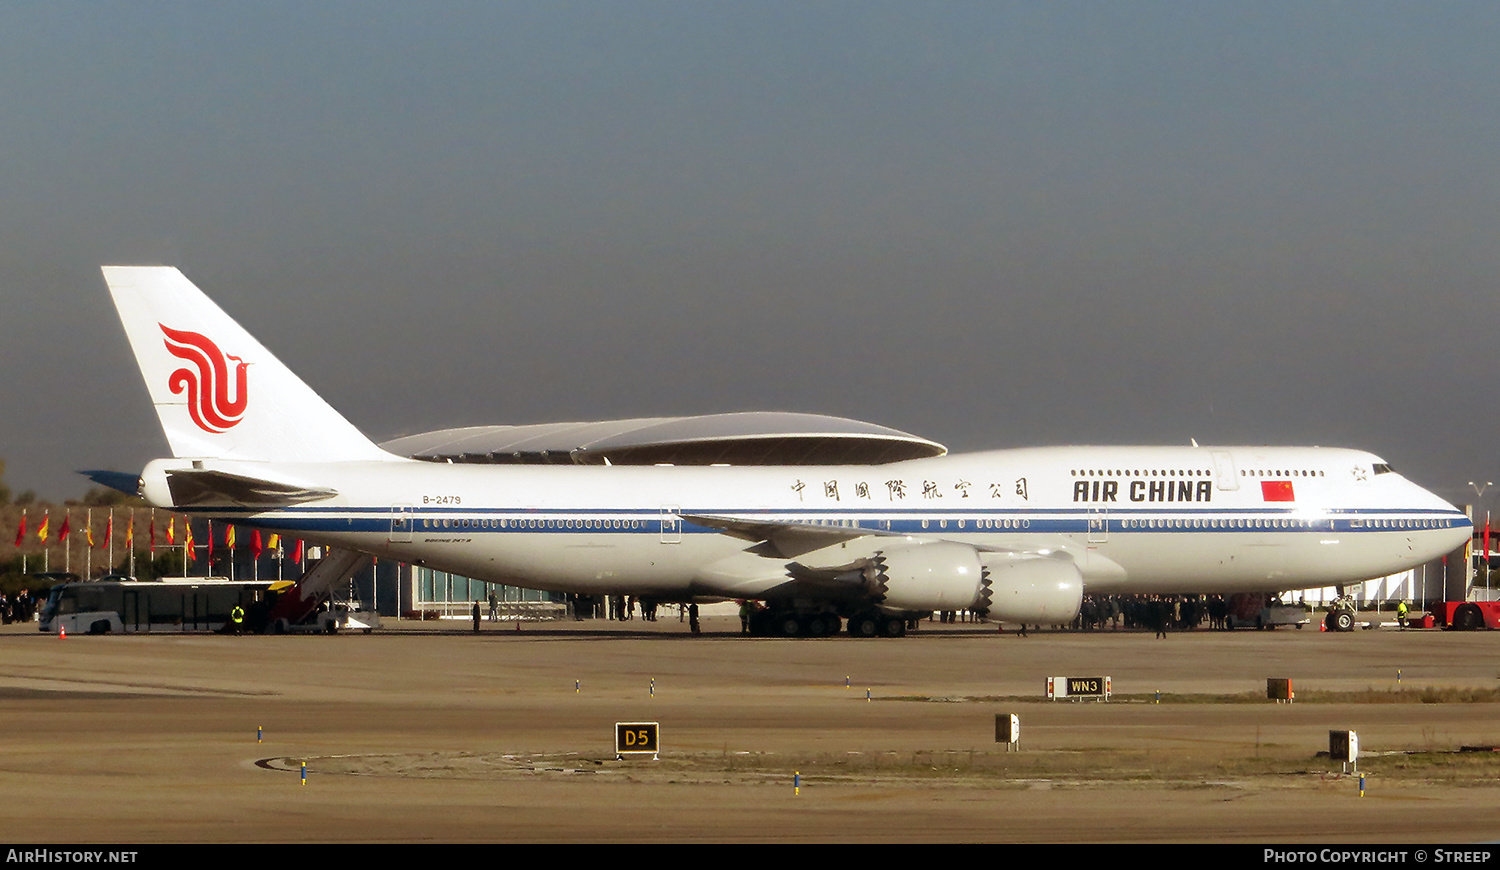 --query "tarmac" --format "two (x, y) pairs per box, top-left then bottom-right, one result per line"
(2, 615), (1499, 843)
